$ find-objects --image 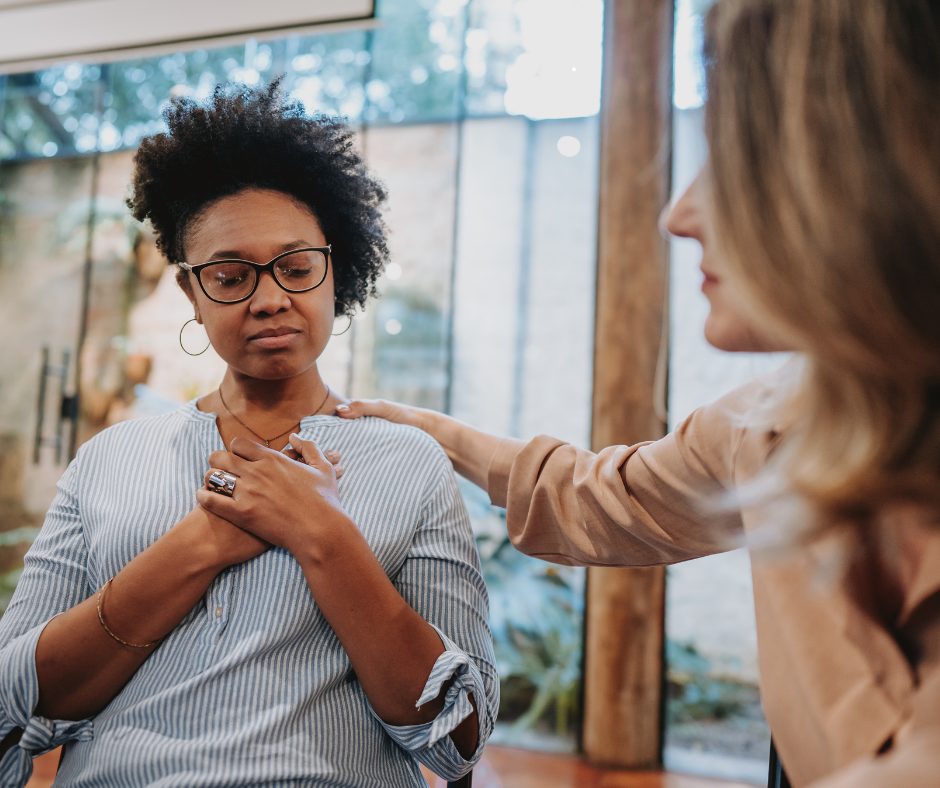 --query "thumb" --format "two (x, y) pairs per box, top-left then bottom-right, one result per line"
(335, 398), (403, 422)
(334, 399), (370, 419)
(288, 434), (327, 467)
